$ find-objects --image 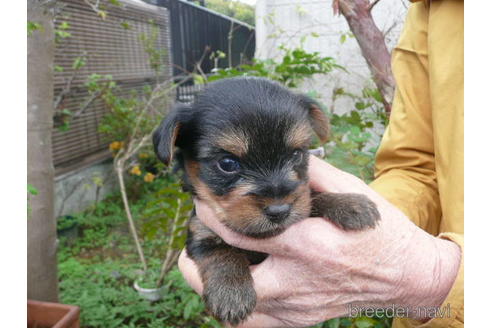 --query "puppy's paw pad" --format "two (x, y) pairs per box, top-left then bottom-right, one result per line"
(204, 285), (256, 326)
(334, 194), (380, 231)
